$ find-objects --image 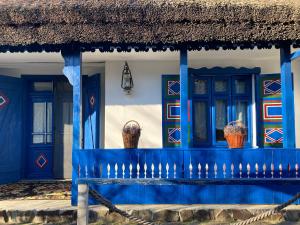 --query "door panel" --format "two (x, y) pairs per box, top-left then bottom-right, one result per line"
(83, 74), (100, 149)
(27, 94), (53, 179)
(54, 80), (73, 179)
(0, 75), (23, 183)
